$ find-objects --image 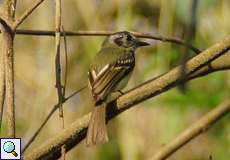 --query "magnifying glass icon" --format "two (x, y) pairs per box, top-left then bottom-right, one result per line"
(3, 141), (18, 157)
